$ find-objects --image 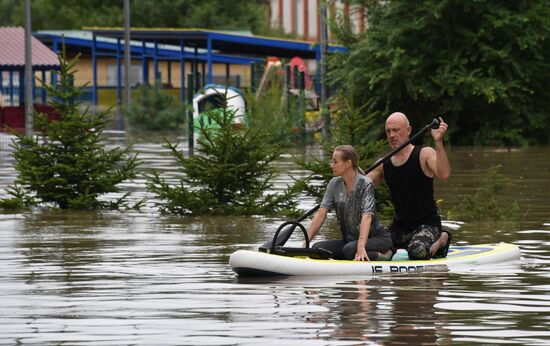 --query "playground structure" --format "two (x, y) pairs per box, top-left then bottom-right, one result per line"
(192, 84), (246, 131)
(256, 56), (322, 134)
(191, 56), (322, 136)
